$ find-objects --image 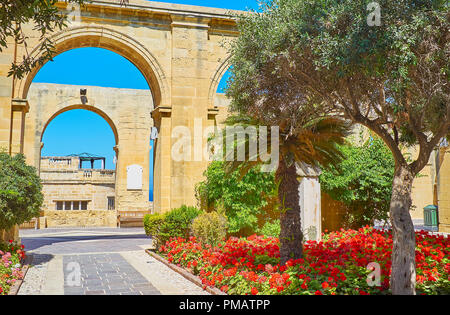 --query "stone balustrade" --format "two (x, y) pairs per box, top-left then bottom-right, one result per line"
(40, 168), (116, 184)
